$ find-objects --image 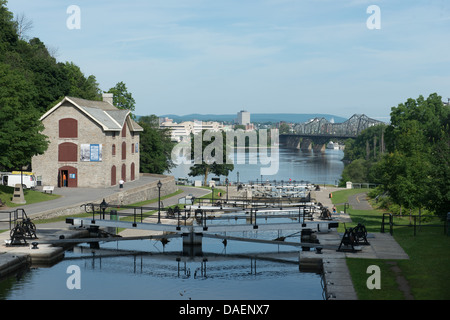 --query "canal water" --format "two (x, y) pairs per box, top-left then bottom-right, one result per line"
(1, 236), (325, 300)
(0, 147), (344, 300)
